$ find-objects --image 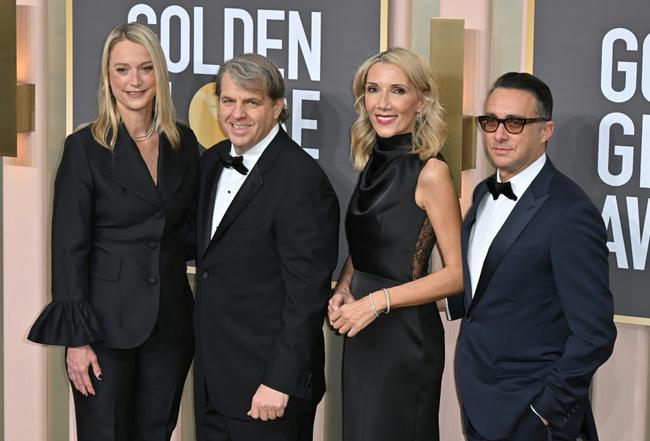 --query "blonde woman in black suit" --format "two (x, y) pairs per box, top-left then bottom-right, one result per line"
(28, 22), (198, 441)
